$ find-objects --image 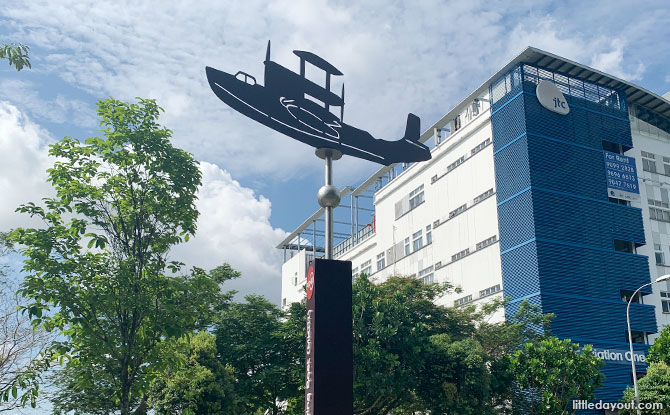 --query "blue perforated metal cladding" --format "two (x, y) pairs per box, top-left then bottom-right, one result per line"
(491, 64), (657, 407)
